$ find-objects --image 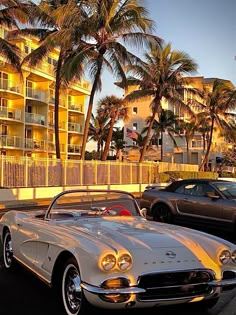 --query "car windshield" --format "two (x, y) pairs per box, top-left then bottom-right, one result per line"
(214, 182), (236, 199)
(45, 189), (140, 220)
